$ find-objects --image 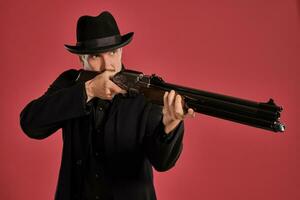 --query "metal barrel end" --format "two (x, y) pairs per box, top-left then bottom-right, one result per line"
(274, 121), (285, 133)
